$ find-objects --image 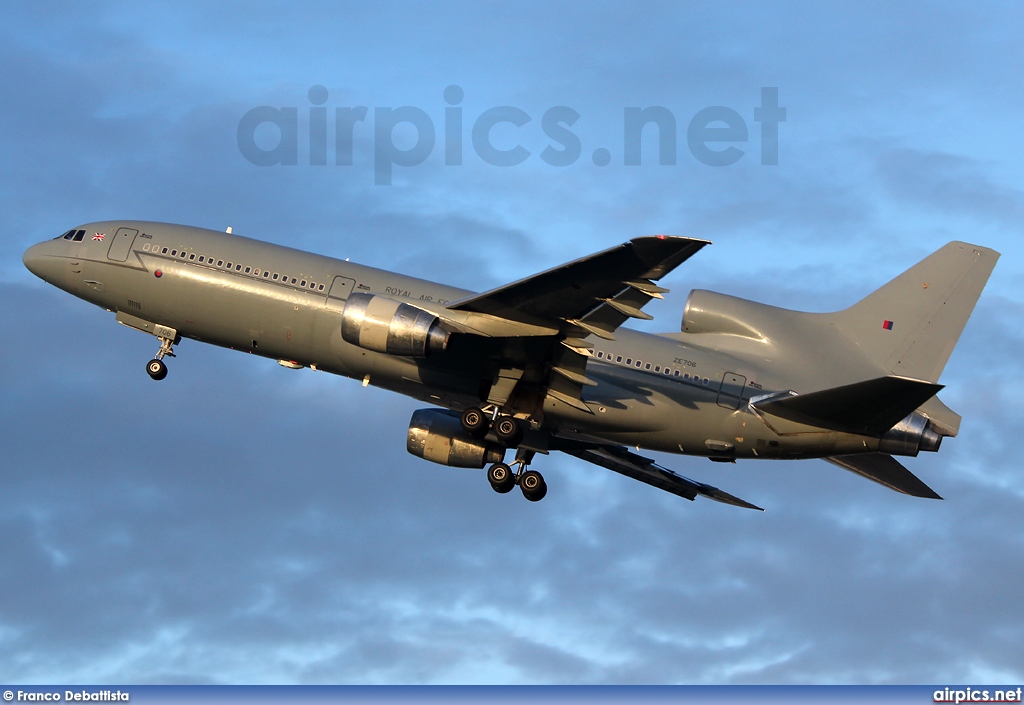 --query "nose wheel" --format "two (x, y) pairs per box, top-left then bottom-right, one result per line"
(146, 334), (177, 381)
(146, 358), (168, 380)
